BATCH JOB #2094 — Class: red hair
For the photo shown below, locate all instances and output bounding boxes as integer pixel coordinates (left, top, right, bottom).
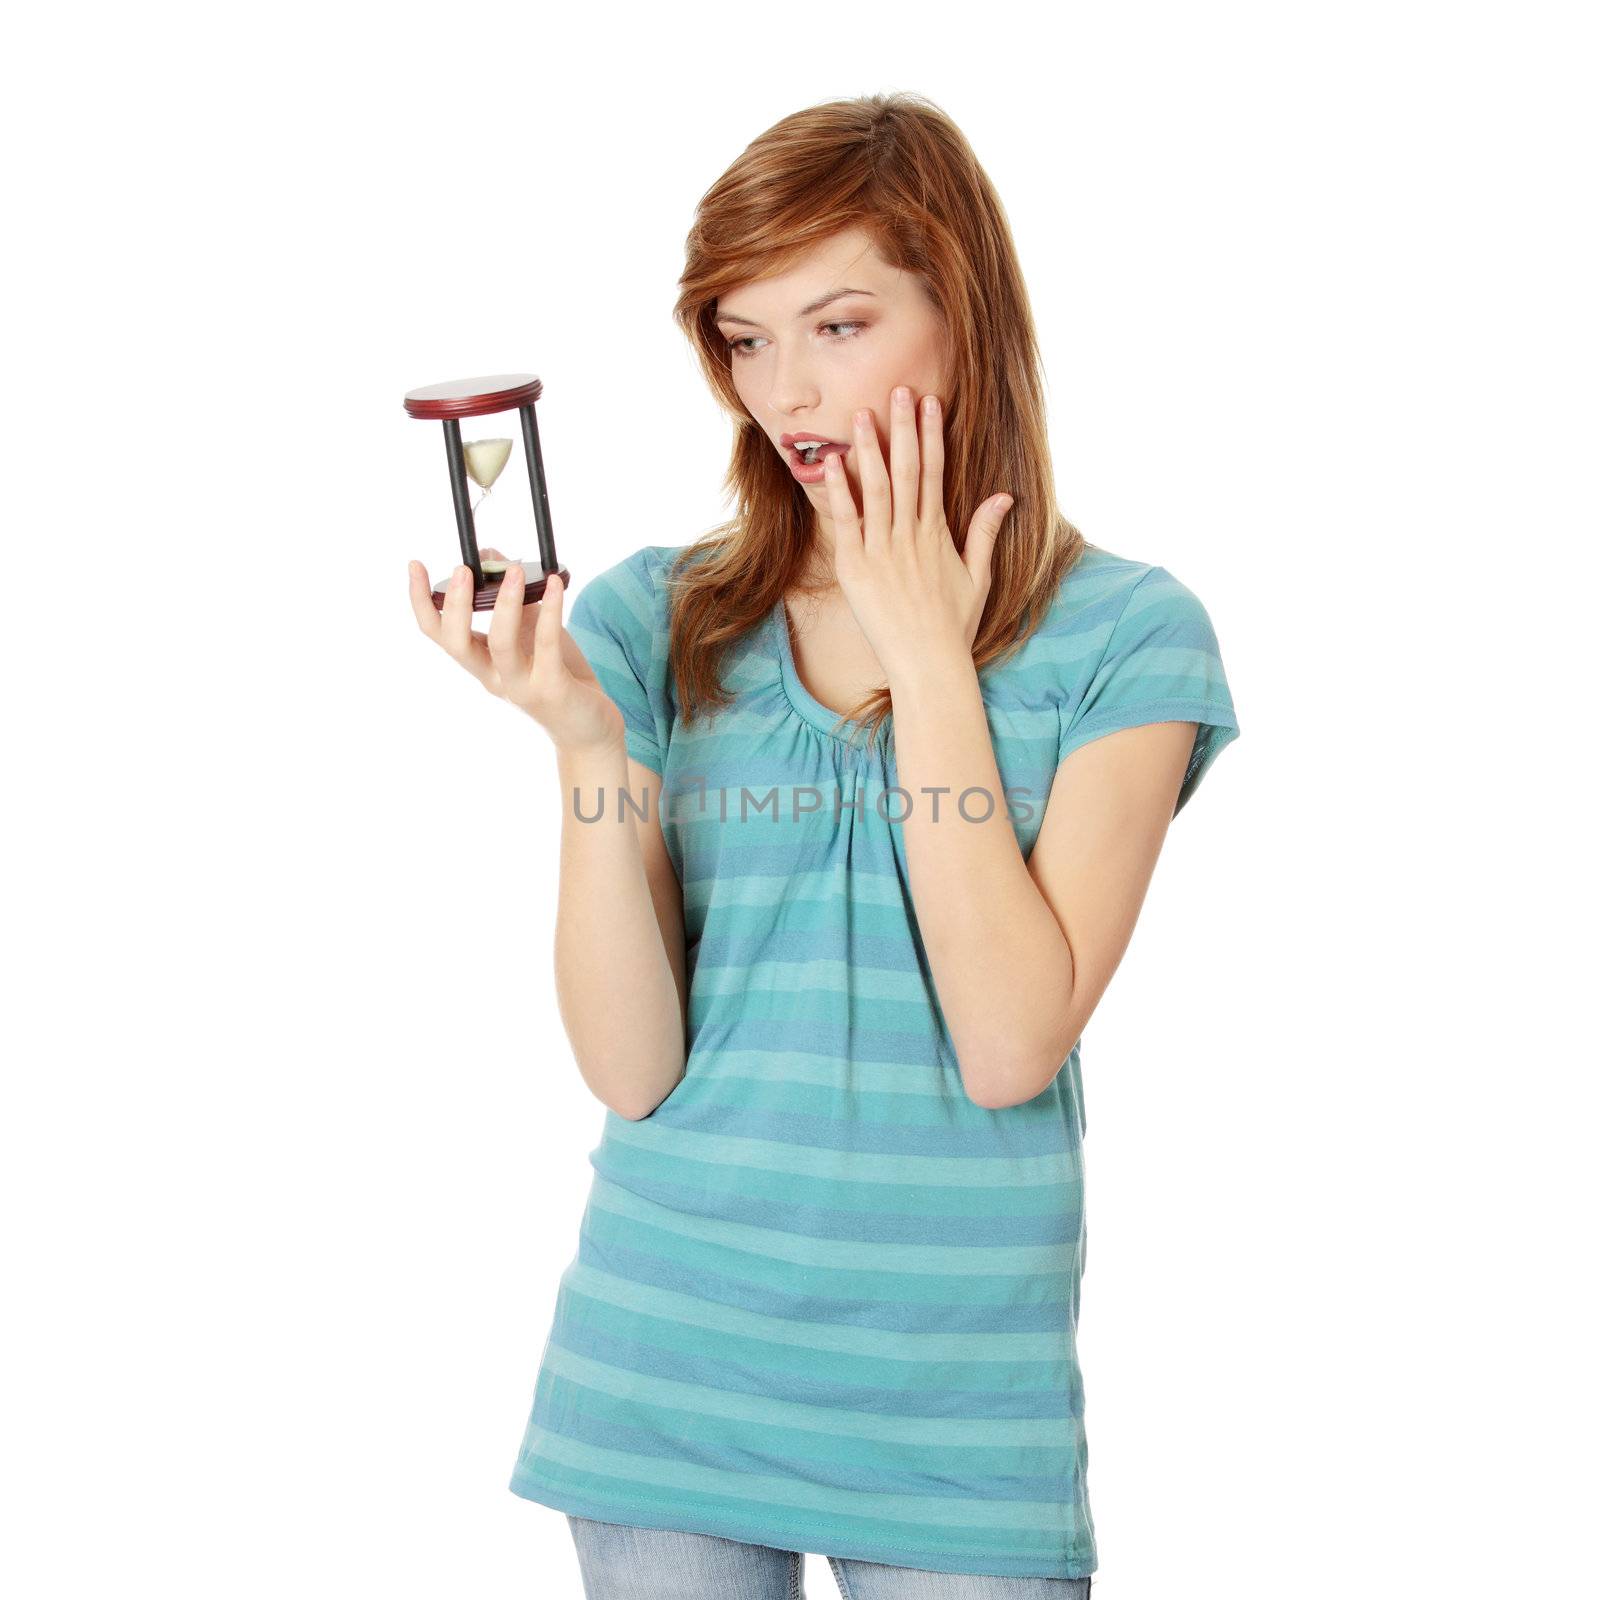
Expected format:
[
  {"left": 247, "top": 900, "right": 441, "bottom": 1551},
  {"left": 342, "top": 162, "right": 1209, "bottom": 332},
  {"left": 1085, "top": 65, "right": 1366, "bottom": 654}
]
[{"left": 664, "top": 90, "right": 1087, "bottom": 753}]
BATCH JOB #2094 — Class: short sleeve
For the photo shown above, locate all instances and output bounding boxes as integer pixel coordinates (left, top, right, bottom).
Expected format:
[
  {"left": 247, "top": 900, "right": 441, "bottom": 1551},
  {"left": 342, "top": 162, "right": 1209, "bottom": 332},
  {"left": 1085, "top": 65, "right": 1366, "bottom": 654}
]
[
  {"left": 564, "top": 548, "right": 666, "bottom": 775},
  {"left": 1056, "top": 565, "right": 1240, "bottom": 816}
]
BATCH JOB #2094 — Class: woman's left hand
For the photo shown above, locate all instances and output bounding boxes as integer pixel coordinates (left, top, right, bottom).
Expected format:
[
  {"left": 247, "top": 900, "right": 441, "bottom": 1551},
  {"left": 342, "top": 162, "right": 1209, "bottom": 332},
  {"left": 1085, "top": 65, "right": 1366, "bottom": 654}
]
[{"left": 823, "top": 384, "right": 1014, "bottom": 686}]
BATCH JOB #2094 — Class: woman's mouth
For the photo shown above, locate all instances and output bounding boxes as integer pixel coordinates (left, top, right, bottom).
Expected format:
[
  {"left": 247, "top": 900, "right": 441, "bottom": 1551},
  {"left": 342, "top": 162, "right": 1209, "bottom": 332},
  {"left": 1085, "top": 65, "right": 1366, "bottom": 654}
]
[{"left": 784, "top": 439, "right": 850, "bottom": 482}]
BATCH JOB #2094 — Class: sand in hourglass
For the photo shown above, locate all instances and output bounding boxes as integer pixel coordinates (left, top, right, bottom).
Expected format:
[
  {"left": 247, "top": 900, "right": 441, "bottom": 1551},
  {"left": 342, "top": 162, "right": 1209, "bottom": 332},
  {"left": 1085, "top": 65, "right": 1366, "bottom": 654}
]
[{"left": 463, "top": 438, "right": 514, "bottom": 572}]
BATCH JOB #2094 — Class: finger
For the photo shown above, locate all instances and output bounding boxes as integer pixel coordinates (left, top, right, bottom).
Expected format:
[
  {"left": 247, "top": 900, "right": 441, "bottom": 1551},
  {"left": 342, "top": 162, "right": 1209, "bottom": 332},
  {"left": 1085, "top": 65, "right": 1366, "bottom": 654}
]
[
  {"left": 852, "top": 405, "right": 891, "bottom": 555},
  {"left": 439, "top": 564, "right": 493, "bottom": 684},
  {"left": 524, "top": 569, "right": 576, "bottom": 713},
  {"left": 822, "top": 449, "right": 862, "bottom": 559},
  {"left": 486, "top": 560, "right": 530, "bottom": 697},
  {"left": 408, "top": 561, "right": 442, "bottom": 641},
  {"left": 530, "top": 569, "right": 568, "bottom": 689},
  {"left": 549, "top": 587, "right": 599, "bottom": 683},
  {"left": 918, "top": 393, "right": 945, "bottom": 537},
  {"left": 889, "top": 386, "right": 919, "bottom": 544},
  {"left": 965, "top": 494, "right": 1015, "bottom": 596}
]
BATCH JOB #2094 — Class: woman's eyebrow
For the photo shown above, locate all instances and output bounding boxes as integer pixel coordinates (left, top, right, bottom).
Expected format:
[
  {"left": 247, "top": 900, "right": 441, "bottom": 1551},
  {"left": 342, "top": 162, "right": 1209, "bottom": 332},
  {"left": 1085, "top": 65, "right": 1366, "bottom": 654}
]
[{"left": 713, "top": 289, "right": 877, "bottom": 328}]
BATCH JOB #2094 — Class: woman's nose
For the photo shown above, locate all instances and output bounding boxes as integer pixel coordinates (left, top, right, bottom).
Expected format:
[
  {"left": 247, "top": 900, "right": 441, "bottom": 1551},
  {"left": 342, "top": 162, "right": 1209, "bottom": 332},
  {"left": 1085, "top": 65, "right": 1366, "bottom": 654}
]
[
  {"left": 763, "top": 355, "right": 821, "bottom": 417},
  {"left": 768, "top": 388, "right": 820, "bottom": 419}
]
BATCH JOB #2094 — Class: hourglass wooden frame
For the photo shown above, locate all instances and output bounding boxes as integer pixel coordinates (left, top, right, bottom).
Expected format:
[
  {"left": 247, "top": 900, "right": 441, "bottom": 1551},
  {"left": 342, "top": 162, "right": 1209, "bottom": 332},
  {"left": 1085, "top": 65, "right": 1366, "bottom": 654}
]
[{"left": 402, "top": 372, "right": 571, "bottom": 610}]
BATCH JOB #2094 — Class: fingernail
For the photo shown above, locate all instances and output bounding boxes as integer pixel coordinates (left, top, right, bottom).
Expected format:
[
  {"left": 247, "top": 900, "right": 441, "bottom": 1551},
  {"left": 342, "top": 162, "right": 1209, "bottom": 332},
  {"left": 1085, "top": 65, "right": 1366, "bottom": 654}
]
[{"left": 996, "top": 495, "right": 1014, "bottom": 512}]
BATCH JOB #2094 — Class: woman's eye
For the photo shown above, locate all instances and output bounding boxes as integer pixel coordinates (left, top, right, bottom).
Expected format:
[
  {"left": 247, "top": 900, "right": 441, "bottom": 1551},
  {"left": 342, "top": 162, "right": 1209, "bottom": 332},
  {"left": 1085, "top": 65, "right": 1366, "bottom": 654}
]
[{"left": 727, "top": 321, "right": 868, "bottom": 358}]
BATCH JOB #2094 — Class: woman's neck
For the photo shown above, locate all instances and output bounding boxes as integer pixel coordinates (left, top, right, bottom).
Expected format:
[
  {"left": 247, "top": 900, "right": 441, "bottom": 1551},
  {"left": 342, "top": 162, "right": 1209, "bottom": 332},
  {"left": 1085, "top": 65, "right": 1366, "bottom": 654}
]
[{"left": 792, "top": 529, "right": 841, "bottom": 596}]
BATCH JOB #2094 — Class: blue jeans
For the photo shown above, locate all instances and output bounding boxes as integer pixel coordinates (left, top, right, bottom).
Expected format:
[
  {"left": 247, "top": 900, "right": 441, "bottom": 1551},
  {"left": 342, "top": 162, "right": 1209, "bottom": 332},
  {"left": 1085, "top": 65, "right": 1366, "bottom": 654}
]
[{"left": 566, "top": 1515, "right": 1093, "bottom": 1598}]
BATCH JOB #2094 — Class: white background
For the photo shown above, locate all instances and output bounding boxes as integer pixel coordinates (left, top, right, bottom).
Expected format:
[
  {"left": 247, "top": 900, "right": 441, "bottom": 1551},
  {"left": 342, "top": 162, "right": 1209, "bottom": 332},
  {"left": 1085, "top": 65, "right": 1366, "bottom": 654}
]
[{"left": 4, "top": 3, "right": 1595, "bottom": 1596}]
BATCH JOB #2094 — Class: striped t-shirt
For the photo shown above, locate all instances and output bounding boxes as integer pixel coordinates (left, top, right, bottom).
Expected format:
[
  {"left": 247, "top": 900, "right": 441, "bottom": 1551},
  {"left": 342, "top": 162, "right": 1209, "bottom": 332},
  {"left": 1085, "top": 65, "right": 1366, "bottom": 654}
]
[{"left": 508, "top": 540, "right": 1240, "bottom": 1581}]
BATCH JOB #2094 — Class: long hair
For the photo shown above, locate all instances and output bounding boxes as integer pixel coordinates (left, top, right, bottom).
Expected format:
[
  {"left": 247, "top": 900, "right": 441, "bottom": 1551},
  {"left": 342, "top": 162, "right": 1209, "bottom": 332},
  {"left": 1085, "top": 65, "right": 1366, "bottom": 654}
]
[{"left": 663, "top": 90, "right": 1087, "bottom": 753}]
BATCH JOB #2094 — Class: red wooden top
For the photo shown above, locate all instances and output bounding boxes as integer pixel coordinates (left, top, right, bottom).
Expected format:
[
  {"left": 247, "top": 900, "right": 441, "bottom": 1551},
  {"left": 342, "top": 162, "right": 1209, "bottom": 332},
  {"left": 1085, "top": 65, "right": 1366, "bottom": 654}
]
[{"left": 403, "top": 373, "right": 542, "bottom": 420}]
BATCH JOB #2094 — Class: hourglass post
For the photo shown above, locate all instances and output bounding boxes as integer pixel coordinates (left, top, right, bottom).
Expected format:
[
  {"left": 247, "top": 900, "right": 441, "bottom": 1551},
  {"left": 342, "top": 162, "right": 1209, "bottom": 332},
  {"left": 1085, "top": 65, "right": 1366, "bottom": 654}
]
[
  {"left": 402, "top": 372, "right": 572, "bottom": 612},
  {"left": 441, "top": 417, "right": 484, "bottom": 588},
  {"left": 519, "top": 403, "right": 558, "bottom": 580}
]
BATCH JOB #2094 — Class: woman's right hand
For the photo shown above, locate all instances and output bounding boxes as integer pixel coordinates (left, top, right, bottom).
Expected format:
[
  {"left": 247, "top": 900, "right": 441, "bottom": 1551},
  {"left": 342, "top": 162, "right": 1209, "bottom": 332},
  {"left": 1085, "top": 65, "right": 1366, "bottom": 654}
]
[{"left": 408, "top": 549, "right": 628, "bottom": 757}]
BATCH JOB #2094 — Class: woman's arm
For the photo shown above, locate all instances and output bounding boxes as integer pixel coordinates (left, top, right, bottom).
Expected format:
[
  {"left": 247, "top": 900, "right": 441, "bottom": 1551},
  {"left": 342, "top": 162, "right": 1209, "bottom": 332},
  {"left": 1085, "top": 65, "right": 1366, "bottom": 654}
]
[
  {"left": 552, "top": 744, "right": 688, "bottom": 1121},
  {"left": 891, "top": 656, "right": 1192, "bottom": 1109}
]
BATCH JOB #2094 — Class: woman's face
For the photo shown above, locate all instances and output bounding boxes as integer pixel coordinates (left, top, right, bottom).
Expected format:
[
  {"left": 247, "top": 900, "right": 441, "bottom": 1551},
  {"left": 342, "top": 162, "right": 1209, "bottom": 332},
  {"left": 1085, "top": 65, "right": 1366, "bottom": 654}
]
[{"left": 714, "top": 227, "right": 951, "bottom": 546}]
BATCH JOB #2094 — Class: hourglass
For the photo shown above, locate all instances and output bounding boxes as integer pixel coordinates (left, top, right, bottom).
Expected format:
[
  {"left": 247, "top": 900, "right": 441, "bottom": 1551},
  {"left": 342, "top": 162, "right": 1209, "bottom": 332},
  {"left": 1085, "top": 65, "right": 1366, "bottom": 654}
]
[{"left": 402, "top": 373, "right": 572, "bottom": 610}]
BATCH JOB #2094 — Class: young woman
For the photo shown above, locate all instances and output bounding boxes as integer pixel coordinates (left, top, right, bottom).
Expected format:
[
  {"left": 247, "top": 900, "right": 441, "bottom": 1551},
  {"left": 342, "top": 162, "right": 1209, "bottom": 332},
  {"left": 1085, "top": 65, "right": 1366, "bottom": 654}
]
[{"left": 409, "top": 92, "right": 1239, "bottom": 1599}]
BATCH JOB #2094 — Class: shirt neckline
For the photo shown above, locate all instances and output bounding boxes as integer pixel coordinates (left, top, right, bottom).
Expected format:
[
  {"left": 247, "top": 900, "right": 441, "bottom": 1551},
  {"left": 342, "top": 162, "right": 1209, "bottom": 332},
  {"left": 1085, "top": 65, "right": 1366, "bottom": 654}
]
[{"left": 770, "top": 597, "right": 878, "bottom": 744}]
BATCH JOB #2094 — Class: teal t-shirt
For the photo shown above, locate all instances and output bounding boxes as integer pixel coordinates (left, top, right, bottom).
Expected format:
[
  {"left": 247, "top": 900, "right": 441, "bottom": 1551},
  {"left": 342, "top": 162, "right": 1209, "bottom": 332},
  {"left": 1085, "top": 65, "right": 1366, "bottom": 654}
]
[{"left": 508, "top": 541, "right": 1240, "bottom": 1581}]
